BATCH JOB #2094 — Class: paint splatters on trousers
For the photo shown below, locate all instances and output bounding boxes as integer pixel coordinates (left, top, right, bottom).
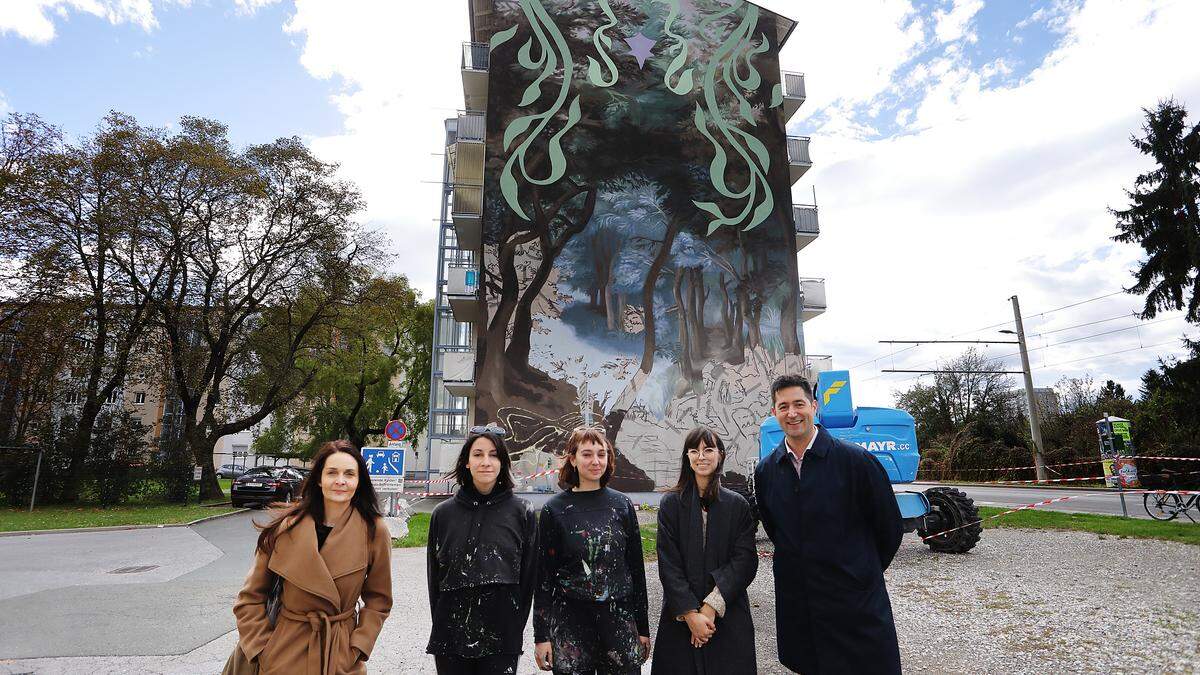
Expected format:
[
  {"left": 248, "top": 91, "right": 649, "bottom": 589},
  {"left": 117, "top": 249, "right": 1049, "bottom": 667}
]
[{"left": 550, "top": 597, "right": 642, "bottom": 675}]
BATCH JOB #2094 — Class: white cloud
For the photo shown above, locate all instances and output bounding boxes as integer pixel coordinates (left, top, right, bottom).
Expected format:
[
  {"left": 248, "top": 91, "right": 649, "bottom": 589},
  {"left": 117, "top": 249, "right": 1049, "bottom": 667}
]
[
  {"left": 795, "top": 0, "right": 1200, "bottom": 403},
  {"left": 933, "top": 0, "right": 984, "bottom": 43},
  {"left": 282, "top": 0, "right": 470, "bottom": 299},
  {"left": 777, "top": 1, "right": 927, "bottom": 127},
  {"left": 0, "top": 0, "right": 161, "bottom": 43}
]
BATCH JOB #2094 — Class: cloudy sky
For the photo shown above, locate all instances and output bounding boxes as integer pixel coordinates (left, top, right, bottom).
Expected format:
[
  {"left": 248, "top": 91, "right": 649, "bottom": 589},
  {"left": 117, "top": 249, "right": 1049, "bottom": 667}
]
[{"left": 3, "top": 0, "right": 1197, "bottom": 407}]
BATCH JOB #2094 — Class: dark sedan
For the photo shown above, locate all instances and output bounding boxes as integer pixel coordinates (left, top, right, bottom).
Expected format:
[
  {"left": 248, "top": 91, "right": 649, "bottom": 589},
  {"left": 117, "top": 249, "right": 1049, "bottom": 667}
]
[{"left": 231, "top": 466, "right": 306, "bottom": 508}]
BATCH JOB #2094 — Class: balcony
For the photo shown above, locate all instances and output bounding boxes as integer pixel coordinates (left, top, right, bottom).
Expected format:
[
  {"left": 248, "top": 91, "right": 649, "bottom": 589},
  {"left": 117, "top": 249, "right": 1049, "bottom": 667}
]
[
  {"left": 462, "top": 42, "right": 489, "bottom": 112},
  {"left": 445, "top": 266, "right": 481, "bottom": 323},
  {"left": 451, "top": 186, "right": 482, "bottom": 251},
  {"left": 805, "top": 354, "right": 833, "bottom": 383},
  {"left": 441, "top": 349, "right": 476, "bottom": 397},
  {"left": 782, "top": 71, "right": 806, "bottom": 121},
  {"left": 800, "top": 277, "right": 826, "bottom": 321},
  {"left": 788, "top": 136, "right": 812, "bottom": 184},
  {"left": 793, "top": 204, "right": 819, "bottom": 252},
  {"left": 807, "top": 354, "right": 833, "bottom": 373},
  {"left": 449, "top": 113, "right": 485, "bottom": 251}
]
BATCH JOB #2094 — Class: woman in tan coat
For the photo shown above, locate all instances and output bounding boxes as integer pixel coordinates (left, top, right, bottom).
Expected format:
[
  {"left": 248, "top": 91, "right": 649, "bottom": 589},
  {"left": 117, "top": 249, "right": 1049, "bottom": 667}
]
[{"left": 228, "top": 440, "right": 393, "bottom": 674}]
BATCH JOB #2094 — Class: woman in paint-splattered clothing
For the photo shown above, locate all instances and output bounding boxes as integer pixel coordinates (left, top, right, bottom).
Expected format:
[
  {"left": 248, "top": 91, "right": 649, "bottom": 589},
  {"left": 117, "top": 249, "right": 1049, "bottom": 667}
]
[
  {"left": 533, "top": 427, "right": 650, "bottom": 674},
  {"left": 426, "top": 431, "right": 539, "bottom": 675}
]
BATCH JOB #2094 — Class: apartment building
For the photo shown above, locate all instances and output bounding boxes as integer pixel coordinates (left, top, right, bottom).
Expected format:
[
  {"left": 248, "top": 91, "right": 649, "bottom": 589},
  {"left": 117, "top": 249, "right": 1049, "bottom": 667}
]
[{"left": 424, "top": 0, "right": 827, "bottom": 488}]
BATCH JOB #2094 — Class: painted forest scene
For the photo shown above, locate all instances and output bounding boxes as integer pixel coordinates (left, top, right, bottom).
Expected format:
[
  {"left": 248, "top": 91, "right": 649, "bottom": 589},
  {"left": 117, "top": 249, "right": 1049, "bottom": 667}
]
[{"left": 473, "top": 0, "right": 805, "bottom": 488}]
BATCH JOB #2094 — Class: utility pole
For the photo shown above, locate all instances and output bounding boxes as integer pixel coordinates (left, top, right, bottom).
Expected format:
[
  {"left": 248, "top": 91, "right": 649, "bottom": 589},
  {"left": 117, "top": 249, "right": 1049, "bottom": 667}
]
[{"left": 1011, "top": 295, "right": 1049, "bottom": 481}]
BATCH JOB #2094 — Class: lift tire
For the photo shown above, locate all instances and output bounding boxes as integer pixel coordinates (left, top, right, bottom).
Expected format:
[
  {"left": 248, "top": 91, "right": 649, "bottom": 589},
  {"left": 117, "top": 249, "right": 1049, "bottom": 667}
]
[
  {"left": 725, "top": 477, "right": 759, "bottom": 523},
  {"left": 919, "top": 486, "right": 982, "bottom": 554}
]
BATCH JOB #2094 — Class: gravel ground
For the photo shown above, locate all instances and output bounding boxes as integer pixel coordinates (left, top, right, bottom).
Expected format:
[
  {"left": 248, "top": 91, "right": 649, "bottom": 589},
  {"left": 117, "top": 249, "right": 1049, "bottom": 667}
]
[{"left": 2, "top": 528, "right": 1196, "bottom": 674}]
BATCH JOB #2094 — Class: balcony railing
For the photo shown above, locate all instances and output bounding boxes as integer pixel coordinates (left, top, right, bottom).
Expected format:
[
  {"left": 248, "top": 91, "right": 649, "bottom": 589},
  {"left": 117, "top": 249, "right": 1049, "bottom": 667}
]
[
  {"left": 788, "top": 136, "right": 812, "bottom": 184},
  {"left": 445, "top": 266, "right": 482, "bottom": 323},
  {"left": 457, "top": 112, "right": 485, "bottom": 142},
  {"left": 450, "top": 185, "right": 483, "bottom": 251},
  {"left": 793, "top": 204, "right": 819, "bottom": 252},
  {"left": 806, "top": 354, "right": 833, "bottom": 379},
  {"left": 441, "top": 348, "right": 476, "bottom": 398},
  {"left": 461, "top": 42, "right": 489, "bottom": 112},
  {"left": 782, "top": 71, "right": 806, "bottom": 121},
  {"left": 800, "top": 277, "right": 826, "bottom": 321}
]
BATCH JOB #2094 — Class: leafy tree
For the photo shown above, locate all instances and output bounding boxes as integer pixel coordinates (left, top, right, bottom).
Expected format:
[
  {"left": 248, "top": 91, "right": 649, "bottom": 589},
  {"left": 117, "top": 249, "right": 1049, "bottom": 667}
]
[
  {"left": 894, "top": 349, "right": 1028, "bottom": 477},
  {"left": 139, "top": 123, "right": 376, "bottom": 501},
  {"left": 1112, "top": 99, "right": 1200, "bottom": 322},
  {"left": 0, "top": 112, "right": 167, "bottom": 500},
  {"left": 277, "top": 275, "right": 433, "bottom": 453}
]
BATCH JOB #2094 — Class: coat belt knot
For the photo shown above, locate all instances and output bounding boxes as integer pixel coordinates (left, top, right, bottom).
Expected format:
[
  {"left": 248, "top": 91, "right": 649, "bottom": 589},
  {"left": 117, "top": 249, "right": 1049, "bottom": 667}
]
[{"left": 281, "top": 606, "right": 356, "bottom": 674}]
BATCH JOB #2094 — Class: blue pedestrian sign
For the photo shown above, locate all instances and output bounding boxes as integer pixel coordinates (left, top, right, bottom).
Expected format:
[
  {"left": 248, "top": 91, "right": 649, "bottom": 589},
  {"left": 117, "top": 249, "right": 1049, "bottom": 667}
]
[{"left": 362, "top": 447, "right": 405, "bottom": 493}]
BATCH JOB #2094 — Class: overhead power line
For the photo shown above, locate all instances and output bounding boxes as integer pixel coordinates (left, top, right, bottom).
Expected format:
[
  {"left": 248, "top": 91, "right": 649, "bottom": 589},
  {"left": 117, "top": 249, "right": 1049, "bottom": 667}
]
[
  {"left": 1028, "top": 311, "right": 1140, "bottom": 337},
  {"left": 848, "top": 289, "right": 1129, "bottom": 372},
  {"left": 1034, "top": 338, "right": 1187, "bottom": 370}
]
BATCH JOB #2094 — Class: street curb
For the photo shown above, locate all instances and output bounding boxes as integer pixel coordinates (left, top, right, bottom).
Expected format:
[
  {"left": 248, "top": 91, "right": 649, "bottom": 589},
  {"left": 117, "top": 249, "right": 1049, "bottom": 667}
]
[
  {"left": 912, "top": 481, "right": 1120, "bottom": 493},
  {"left": 0, "top": 507, "right": 249, "bottom": 538}
]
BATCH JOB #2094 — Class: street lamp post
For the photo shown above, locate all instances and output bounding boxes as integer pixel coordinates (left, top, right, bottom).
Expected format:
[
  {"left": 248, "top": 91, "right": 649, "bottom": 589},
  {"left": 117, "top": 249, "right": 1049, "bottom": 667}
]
[{"left": 1002, "top": 295, "right": 1049, "bottom": 482}]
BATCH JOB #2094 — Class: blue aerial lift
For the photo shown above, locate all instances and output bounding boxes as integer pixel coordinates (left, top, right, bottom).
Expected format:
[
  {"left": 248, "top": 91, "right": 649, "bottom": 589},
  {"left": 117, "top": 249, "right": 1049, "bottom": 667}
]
[{"left": 753, "top": 369, "right": 982, "bottom": 553}]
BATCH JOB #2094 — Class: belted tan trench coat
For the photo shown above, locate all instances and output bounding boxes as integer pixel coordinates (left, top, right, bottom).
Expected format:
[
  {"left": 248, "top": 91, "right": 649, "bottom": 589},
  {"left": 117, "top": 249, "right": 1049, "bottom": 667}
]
[{"left": 232, "top": 508, "right": 393, "bottom": 674}]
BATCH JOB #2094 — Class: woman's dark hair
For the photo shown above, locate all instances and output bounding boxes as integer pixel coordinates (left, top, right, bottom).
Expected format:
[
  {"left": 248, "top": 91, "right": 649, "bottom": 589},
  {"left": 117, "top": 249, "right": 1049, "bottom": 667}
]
[
  {"left": 669, "top": 426, "right": 726, "bottom": 503},
  {"left": 558, "top": 426, "right": 615, "bottom": 489},
  {"left": 255, "top": 440, "right": 382, "bottom": 555},
  {"left": 449, "top": 432, "right": 515, "bottom": 492}
]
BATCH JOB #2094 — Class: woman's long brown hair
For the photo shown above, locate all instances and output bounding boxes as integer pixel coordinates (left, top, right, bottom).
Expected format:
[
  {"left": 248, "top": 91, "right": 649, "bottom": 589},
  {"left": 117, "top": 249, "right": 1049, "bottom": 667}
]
[
  {"left": 668, "top": 426, "right": 726, "bottom": 503},
  {"left": 254, "top": 440, "right": 383, "bottom": 555}
]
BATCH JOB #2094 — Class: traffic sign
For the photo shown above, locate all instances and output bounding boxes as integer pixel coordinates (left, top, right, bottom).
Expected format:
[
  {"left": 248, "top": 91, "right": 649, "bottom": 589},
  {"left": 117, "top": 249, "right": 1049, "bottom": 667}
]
[
  {"left": 384, "top": 419, "right": 408, "bottom": 442},
  {"left": 361, "top": 446, "right": 405, "bottom": 493},
  {"left": 193, "top": 466, "right": 203, "bottom": 481}
]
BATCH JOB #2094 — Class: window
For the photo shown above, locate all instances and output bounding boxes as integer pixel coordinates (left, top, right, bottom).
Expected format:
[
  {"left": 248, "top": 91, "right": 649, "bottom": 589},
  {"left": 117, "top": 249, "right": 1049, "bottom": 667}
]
[
  {"left": 134, "top": 392, "right": 146, "bottom": 405},
  {"left": 104, "top": 389, "right": 122, "bottom": 404},
  {"left": 63, "top": 390, "right": 81, "bottom": 405}
]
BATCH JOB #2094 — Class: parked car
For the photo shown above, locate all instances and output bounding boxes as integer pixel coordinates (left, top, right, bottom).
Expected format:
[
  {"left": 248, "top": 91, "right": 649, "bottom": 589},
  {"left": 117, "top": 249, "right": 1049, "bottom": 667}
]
[
  {"left": 231, "top": 466, "right": 306, "bottom": 508},
  {"left": 217, "top": 464, "right": 247, "bottom": 479}
]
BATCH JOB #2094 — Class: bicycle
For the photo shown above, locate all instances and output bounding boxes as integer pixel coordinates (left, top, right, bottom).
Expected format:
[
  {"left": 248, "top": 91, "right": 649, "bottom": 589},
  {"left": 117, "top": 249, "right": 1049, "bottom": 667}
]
[{"left": 1143, "top": 488, "right": 1199, "bottom": 522}]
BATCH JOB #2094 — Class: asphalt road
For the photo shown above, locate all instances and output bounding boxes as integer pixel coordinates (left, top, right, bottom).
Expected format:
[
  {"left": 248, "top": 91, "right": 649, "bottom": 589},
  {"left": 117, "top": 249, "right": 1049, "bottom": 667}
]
[
  {"left": 910, "top": 482, "right": 1155, "bottom": 519},
  {"left": 0, "top": 484, "right": 1162, "bottom": 661},
  {"left": 0, "top": 510, "right": 265, "bottom": 659}
]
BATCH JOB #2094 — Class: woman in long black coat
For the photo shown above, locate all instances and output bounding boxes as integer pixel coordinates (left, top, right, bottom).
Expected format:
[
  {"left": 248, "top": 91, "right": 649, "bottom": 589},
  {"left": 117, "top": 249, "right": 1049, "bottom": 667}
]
[{"left": 652, "top": 426, "right": 759, "bottom": 675}]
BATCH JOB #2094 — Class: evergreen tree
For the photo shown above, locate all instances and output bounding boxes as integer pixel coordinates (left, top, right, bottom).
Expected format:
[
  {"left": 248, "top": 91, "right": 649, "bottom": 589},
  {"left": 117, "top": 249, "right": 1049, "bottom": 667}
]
[{"left": 1112, "top": 99, "right": 1200, "bottom": 321}]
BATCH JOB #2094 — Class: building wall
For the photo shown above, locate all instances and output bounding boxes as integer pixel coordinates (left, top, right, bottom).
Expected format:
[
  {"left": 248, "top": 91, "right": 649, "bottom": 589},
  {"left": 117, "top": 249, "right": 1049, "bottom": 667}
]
[{"left": 469, "top": 0, "right": 804, "bottom": 488}]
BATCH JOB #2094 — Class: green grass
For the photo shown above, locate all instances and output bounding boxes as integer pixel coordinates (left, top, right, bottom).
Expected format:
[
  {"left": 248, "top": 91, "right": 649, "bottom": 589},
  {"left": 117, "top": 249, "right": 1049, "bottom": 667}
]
[
  {"left": 219, "top": 478, "right": 232, "bottom": 492},
  {"left": 392, "top": 513, "right": 661, "bottom": 560},
  {"left": 0, "top": 502, "right": 239, "bottom": 532},
  {"left": 640, "top": 523, "right": 657, "bottom": 561},
  {"left": 393, "top": 512, "right": 431, "bottom": 548},
  {"left": 978, "top": 505, "right": 1200, "bottom": 546}
]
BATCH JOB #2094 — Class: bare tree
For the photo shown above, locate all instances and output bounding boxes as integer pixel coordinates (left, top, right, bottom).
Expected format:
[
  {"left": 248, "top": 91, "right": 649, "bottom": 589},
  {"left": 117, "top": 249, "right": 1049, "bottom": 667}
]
[{"left": 143, "top": 125, "right": 373, "bottom": 500}]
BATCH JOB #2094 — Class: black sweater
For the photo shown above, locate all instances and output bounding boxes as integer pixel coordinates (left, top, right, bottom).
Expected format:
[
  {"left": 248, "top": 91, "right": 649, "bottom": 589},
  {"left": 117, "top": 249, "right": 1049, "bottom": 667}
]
[
  {"left": 533, "top": 487, "right": 649, "bottom": 642},
  {"left": 426, "top": 485, "right": 538, "bottom": 656}
]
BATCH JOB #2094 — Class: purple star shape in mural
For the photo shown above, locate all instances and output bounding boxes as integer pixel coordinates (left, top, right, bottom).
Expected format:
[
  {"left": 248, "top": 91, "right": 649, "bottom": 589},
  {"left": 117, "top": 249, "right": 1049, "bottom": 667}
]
[{"left": 624, "top": 32, "right": 657, "bottom": 69}]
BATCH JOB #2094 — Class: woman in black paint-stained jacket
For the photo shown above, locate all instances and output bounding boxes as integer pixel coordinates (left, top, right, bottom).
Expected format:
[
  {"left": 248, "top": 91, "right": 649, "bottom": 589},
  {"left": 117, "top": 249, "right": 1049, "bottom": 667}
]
[
  {"left": 533, "top": 427, "right": 651, "bottom": 674},
  {"left": 426, "top": 431, "right": 539, "bottom": 675}
]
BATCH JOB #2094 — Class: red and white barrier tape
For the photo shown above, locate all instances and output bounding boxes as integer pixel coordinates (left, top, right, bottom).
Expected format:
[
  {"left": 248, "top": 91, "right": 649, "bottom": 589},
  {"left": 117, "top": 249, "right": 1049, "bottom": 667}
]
[
  {"left": 983, "top": 475, "right": 1111, "bottom": 485},
  {"left": 922, "top": 490, "right": 1200, "bottom": 542},
  {"left": 920, "top": 459, "right": 1103, "bottom": 473}
]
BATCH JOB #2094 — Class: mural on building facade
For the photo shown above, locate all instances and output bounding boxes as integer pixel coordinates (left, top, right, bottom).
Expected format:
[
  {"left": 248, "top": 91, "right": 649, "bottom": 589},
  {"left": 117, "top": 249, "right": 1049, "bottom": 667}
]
[{"left": 476, "top": 0, "right": 802, "bottom": 488}]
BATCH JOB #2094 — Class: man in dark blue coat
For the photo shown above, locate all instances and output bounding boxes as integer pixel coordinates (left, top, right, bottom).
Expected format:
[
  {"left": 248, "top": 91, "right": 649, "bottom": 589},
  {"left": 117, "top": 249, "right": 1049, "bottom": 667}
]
[{"left": 754, "top": 374, "right": 904, "bottom": 674}]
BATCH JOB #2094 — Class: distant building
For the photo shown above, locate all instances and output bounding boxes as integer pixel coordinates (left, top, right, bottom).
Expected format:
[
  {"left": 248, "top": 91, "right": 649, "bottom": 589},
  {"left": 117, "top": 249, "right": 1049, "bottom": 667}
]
[{"left": 1031, "top": 387, "right": 1061, "bottom": 419}]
